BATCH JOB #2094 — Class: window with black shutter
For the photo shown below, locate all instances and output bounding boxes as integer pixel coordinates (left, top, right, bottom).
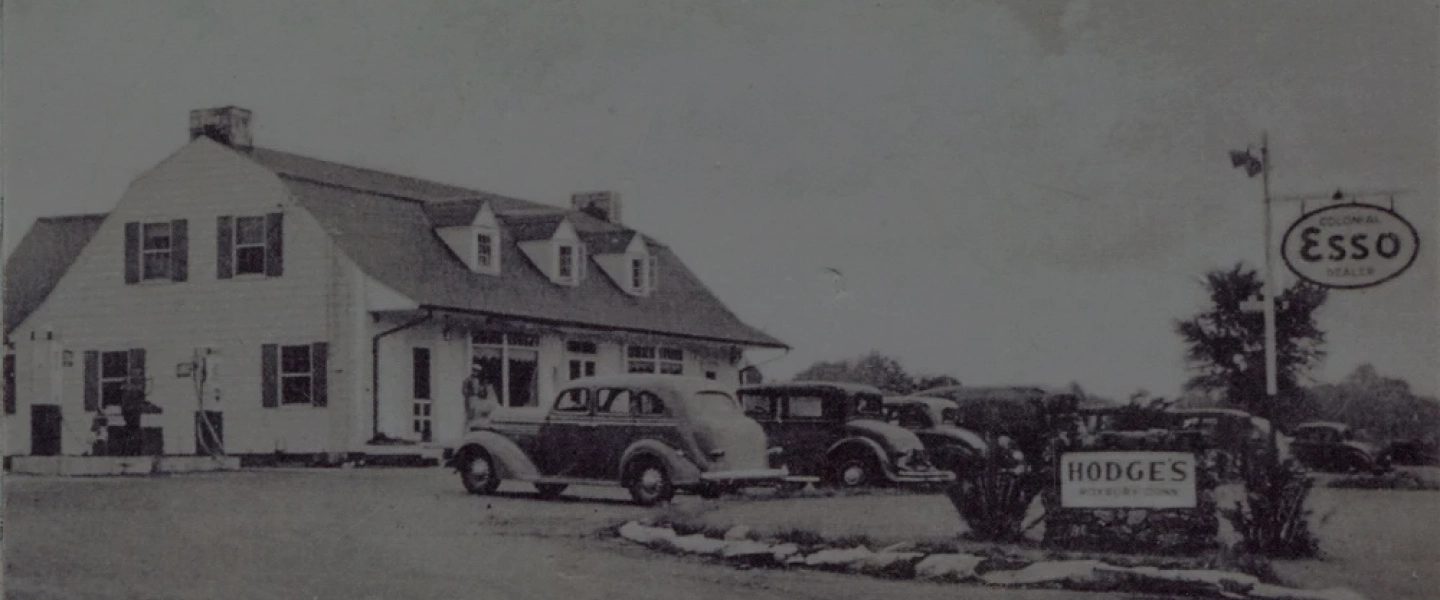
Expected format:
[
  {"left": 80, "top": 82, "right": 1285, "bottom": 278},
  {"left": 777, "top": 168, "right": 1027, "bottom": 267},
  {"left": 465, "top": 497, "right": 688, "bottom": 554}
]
[{"left": 220, "top": 213, "right": 284, "bottom": 279}]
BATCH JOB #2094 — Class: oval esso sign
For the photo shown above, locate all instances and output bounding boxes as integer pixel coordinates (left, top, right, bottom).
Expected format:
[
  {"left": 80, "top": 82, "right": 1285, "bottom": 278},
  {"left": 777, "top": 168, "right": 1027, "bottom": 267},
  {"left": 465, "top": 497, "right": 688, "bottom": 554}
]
[{"left": 1281, "top": 204, "right": 1421, "bottom": 290}]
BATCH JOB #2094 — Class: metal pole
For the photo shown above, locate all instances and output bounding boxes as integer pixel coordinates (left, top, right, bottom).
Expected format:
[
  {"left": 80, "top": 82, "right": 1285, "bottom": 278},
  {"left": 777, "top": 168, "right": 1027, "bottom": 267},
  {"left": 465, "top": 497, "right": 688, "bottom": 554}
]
[{"left": 1261, "top": 132, "right": 1280, "bottom": 466}]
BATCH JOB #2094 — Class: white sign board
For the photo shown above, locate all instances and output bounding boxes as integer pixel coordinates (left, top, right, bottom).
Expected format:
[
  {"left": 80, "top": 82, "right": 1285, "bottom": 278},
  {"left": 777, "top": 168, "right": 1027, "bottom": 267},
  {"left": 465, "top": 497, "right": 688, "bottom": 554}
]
[
  {"left": 1060, "top": 452, "right": 1197, "bottom": 509},
  {"left": 1280, "top": 203, "right": 1421, "bottom": 290}
]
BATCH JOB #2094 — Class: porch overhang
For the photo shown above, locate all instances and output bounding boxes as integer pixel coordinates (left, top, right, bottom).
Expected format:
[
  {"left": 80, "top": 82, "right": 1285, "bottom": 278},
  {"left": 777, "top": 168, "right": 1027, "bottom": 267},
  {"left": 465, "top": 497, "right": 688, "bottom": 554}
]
[{"left": 369, "top": 305, "right": 789, "bottom": 352}]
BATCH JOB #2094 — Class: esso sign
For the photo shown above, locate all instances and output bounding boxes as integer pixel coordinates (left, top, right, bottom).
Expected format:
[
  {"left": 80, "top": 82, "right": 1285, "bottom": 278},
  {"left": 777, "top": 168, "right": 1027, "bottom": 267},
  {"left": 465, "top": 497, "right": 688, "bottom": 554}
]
[{"left": 1281, "top": 204, "right": 1420, "bottom": 290}]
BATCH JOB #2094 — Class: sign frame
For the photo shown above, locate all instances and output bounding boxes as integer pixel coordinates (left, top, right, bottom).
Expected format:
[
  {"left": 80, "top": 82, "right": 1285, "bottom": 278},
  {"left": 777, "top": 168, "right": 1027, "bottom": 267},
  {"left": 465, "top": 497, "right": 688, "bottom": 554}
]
[
  {"left": 1280, "top": 202, "right": 1421, "bottom": 290},
  {"left": 1059, "top": 451, "right": 1198, "bottom": 509}
]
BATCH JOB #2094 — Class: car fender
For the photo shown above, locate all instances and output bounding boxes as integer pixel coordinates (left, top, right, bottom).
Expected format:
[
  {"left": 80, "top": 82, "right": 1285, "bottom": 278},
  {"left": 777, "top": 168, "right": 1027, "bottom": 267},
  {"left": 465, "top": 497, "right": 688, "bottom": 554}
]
[
  {"left": 620, "top": 439, "right": 703, "bottom": 486},
  {"left": 449, "top": 431, "right": 541, "bottom": 481},
  {"left": 826, "top": 436, "right": 892, "bottom": 473}
]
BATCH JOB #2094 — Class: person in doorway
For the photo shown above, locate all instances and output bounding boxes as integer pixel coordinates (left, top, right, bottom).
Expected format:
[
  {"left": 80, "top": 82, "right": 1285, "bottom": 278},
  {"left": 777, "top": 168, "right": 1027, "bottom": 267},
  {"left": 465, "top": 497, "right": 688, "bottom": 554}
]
[
  {"left": 463, "top": 369, "right": 500, "bottom": 426},
  {"left": 118, "top": 366, "right": 150, "bottom": 456}
]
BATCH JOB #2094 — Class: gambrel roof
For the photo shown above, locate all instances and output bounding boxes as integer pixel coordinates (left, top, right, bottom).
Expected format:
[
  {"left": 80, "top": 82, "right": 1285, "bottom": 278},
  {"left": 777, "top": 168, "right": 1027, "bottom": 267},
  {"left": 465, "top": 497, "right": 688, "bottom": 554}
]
[{"left": 260, "top": 148, "right": 786, "bottom": 348}]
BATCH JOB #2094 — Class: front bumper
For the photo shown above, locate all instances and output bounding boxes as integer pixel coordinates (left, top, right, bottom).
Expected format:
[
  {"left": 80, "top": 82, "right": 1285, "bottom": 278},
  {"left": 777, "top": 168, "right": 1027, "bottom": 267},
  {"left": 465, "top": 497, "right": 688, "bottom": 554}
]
[
  {"left": 698, "top": 468, "right": 790, "bottom": 486},
  {"left": 884, "top": 468, "right": 956, "bottom": 485}
]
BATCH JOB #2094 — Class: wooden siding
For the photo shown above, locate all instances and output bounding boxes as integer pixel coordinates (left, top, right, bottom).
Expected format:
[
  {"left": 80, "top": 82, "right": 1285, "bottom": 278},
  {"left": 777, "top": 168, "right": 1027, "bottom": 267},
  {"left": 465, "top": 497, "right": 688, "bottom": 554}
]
[{"left": 5, "top": 139, "right": 367, "bottom": 456}]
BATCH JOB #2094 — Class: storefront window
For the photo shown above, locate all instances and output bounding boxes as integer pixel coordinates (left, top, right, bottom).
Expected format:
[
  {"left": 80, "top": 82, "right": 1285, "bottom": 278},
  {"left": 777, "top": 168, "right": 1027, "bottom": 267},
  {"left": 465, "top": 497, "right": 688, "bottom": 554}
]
[{"left": 472, "top": 332, "right": 541, "bottom": 407}]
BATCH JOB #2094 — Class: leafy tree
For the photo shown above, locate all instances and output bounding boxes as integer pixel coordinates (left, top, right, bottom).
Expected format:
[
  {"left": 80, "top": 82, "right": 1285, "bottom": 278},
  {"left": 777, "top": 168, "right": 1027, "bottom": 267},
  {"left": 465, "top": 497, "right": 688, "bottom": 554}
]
[
  {"left": 793, "top": 351, "right": 919, "bottom": 394},
  {"left": 1304, "top": 364, "right": 1440, "bottom": 444},
  {"left": 1174, "top": 263, "right": 1328, "bottom": 422}
]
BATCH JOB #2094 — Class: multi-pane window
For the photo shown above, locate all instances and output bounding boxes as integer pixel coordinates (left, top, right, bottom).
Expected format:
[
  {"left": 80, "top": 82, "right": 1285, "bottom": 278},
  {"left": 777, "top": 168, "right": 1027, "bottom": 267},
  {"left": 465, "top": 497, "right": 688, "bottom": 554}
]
[
  {"left": 100, "top": 351, "right": 132, "bottom": 407},
  {"left": 279, "top": 345, "right": 314, "bottom": 405},
  {"left": 631, "top": 258, "right": 645, "bottom": 291},
  {"left": 234, "top": 216, "right": 267, "bottom": 275},
  {"left": 476, "top": 232, "right": 495, "bottom": 269},
  {"left": 566, "top": 340, "right": 597, "bottom": 380},
  {"left": 557, "top": 244, "right": 576, "bottom": 282},
  {"left": 627, "top": 345, "right": 683, "bottom": 375},
  {"left": 647, "top": 256, "right": 658, "bottom": 291},
  {"left": 472, "top": 332, "right": 540, "bottom": 407},
  {"left": 141, "top": 223, "right": 172, "bottom": 280}
]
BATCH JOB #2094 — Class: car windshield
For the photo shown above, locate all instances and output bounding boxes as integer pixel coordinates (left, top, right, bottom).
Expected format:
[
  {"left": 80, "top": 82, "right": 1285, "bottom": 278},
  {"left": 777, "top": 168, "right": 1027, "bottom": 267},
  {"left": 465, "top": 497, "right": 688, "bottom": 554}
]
[{"left": 690, "top": 391, "right": 744, "bottom": 420}]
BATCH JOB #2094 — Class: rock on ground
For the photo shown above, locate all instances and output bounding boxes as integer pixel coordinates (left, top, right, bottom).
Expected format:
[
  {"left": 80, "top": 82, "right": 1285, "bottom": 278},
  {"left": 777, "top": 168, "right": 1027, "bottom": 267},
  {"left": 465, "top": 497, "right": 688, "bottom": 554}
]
[{"left": 913, "top": 554, "right": 985, "bottom": 582}]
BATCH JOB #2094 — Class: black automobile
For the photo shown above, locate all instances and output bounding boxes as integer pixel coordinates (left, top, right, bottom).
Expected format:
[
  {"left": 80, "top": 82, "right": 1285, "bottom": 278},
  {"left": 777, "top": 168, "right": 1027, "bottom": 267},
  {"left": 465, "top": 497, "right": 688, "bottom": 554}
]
[
  {"left": 738, "top": 382, "right": 955, "bottom": 488},
  {"left": 1290, "top": 422, "right": 1390, "bottom": 474},
  {"left": 883, "top": 395, "right": 1023, "bottom": 474}
]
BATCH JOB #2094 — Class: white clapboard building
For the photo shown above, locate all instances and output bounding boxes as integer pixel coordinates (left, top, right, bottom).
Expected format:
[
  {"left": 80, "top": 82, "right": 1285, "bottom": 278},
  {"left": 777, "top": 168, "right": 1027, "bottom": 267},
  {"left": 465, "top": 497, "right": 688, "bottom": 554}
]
[{"left": 3, "top": 106, "right": 786, "bottom": 463}]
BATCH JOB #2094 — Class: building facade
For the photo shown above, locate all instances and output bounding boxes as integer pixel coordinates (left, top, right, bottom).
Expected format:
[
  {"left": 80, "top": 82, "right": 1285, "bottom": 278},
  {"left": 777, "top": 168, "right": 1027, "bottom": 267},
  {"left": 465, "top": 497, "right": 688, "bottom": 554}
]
[{"left": 2, "top": 106, "right": 786, "bottom": 460}]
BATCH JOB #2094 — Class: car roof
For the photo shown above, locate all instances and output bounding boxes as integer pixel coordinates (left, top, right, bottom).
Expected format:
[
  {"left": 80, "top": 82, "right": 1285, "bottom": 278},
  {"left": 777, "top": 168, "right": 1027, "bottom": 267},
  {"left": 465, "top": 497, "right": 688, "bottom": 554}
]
[
  {"left": 1167, "top": 408, "right": 1254, "bottom": 418},
  {"left": 915, "top": 385, "right": 1066, "bottom": 402},
  {"left": 884, "top": 395, "right": 957, "bottom": 411},
  {"left": 739, "top": 381, "right": 885, "bottom": 395},
  {"left": 559, "top": 374, "right": 733, "bottom": 396}
]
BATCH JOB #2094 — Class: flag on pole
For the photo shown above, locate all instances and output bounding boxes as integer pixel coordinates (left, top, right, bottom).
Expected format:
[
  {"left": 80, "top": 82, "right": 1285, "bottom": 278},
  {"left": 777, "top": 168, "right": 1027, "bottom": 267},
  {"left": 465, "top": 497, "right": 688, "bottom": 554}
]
[{"left": 1229, "top": 149, "right": 1264, "bottom": 177}]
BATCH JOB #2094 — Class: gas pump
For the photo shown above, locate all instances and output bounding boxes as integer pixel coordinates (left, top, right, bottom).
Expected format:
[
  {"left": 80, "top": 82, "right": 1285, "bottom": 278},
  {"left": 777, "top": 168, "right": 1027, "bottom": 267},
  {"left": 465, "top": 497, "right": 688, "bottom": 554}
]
[{"left": 187, "top": 346, "right": 224, "bottom": 457}]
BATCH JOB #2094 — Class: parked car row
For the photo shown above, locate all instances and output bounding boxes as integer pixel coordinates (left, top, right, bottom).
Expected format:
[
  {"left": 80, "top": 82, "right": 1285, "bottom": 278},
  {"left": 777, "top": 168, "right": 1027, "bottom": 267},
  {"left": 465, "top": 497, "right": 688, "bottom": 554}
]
[
  {"left": 444, "top": 376, "right": 991, "bottom": 505},
  {"left": 443, "top": 374, "right": 1395, "bottom": 506}
]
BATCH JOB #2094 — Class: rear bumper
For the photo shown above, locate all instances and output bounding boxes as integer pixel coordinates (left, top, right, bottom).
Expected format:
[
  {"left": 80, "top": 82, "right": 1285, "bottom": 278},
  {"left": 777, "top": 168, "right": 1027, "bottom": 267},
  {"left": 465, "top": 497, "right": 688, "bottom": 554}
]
[{"left": 698, "top": 468, "right": 790, "bottom": 486}]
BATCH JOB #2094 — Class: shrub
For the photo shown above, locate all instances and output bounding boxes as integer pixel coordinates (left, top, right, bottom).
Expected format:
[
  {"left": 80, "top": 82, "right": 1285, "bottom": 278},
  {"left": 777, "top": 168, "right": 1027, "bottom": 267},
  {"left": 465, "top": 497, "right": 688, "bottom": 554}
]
[
  {"left": 1221, "top": 459, "right": 1320, "bottom": 558},
  {"left": 945, "top": 461, "right": 1047, "bottom": 543}
]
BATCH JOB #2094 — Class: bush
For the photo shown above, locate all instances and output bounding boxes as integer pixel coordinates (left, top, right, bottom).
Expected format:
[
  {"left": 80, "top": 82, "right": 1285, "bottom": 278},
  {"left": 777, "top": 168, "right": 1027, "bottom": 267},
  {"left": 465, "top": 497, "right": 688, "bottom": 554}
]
[
  {"left": 1221, "top": 459, "right": 1320, "bottom": 558},
  {"left": 945, "top": 462, "right": 1047, "bottom": 543}
]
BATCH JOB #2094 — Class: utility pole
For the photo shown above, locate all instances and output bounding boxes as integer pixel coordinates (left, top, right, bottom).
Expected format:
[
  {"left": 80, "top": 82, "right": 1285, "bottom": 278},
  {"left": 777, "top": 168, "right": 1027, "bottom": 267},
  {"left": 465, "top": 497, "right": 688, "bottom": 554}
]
[
  {"left": 1232, "top": 133, "right": 1280, "bottom": 468},
  {"left": 1260, "top": 133, "right": 1281, "bottom": 468}
]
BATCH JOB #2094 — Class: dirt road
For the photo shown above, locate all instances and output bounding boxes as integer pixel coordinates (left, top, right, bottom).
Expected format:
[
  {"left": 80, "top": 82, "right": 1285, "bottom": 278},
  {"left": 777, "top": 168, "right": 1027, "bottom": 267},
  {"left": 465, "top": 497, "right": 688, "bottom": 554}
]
[{"left": 4, "top": 468, "right": 1131, "bottom": 600}]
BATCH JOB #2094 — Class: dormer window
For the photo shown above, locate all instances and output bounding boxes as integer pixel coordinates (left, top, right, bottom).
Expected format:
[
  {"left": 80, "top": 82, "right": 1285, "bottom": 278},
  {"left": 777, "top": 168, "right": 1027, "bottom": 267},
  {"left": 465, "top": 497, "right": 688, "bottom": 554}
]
[
  {"left": 554, "top": 243, "right": 584, "bottom": 285},
  {"left": 627, "top": 254, "right": 659, "bottom": 295},
  {"left": 476, "top": 231, "right": 496, "bottom": 270},
  {"left": 630, "top": 258, "right": 644, "bottom": 290}
]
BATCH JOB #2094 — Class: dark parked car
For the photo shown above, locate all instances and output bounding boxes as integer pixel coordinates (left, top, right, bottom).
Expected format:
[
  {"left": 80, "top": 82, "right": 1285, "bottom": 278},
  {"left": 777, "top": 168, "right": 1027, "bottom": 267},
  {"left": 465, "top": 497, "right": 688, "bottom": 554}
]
[
  {"left": 913, "top": 385, "right": 1082, "bottom": 464},
  {"left": 882, "top": 395, "right": 1021, "bottom": 474},
  {"left": 1290, "top": 421, "right": 1390, "bottom": 474},
  {"left": 446, "top": 375, "right": 787, "bottom": 505},
  {"left": 738, "top": 382, "right": 956, "bottom": 488}
]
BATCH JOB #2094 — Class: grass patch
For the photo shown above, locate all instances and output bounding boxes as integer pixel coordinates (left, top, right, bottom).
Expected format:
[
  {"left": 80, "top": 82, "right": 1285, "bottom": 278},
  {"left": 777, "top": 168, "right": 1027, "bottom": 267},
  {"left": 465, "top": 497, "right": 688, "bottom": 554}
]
[{"left": 1328, "top": 470, "right": 1440, "bottom": 491}]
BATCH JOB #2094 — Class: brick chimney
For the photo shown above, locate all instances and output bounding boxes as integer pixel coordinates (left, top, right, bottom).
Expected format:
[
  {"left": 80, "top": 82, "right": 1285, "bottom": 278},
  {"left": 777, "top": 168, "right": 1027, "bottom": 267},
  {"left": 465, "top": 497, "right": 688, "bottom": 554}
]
[
  {"left": 189, "top": 106, "right": 253, "bottom": 148},
  {"left": 571, "top": 191, "right": 622, "bottom": 225}
]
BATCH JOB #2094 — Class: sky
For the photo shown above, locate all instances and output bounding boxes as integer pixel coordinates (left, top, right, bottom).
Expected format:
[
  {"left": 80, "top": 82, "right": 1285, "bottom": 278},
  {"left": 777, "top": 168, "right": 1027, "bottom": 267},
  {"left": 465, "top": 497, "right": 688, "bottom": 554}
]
[{"left": 3, "top": 0, "right": 1437, "bottom": 401}]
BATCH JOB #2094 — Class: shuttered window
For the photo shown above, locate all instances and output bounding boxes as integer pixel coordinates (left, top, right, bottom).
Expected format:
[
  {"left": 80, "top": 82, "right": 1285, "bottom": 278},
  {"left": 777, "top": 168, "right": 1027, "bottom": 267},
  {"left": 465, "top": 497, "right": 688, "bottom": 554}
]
[
  {"left": 219, "top": 213, "right": 284, "bottom": 279},
  {"left": 124, "top": 220, "right": 187, "bottom": 283},
  {"left": 262, "top": 342, "right": 327, "bottom": 408},
  {"left": 83, "top": 348, "right": 146, "bottom": 410}
]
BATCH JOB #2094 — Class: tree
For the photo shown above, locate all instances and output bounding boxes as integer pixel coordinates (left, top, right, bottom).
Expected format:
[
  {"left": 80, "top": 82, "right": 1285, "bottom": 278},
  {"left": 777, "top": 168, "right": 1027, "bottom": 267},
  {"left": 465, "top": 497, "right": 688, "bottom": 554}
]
[
  {"left": 1174, "top": 263, "right": 1328, "bottom": 422},
  {"left": 1304, "top": 364, "right": 1440, "bottom": 444},
  {"left": 915, "top": 374, "right": 961, "bottom": 392},
  {"left": 792, "top": 351, "right": 919, "bottom": 394}
]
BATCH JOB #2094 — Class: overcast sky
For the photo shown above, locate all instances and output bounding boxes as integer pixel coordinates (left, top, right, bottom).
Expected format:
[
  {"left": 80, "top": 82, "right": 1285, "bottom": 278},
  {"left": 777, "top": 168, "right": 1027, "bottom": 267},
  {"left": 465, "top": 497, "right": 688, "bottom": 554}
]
[{"left": 4, "top": 0, "right": 1437, "bottom": 400}]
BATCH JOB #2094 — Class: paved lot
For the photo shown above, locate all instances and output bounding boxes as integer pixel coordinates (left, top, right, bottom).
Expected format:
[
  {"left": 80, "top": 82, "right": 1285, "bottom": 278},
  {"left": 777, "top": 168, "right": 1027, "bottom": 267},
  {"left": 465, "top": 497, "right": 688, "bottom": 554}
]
[{"left": 4, "top": 468, "right": 1132, "bottom": 600}]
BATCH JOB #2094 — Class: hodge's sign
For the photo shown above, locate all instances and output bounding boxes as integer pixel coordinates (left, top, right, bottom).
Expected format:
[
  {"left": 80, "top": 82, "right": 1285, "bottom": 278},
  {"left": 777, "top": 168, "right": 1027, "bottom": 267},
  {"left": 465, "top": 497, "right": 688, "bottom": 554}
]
[
  {"left": 1281, "top": 203, "right": 1420, "bottom": 290},
  {"left": 1060, "top": 452, "right": 1196, "bottom": 509}
]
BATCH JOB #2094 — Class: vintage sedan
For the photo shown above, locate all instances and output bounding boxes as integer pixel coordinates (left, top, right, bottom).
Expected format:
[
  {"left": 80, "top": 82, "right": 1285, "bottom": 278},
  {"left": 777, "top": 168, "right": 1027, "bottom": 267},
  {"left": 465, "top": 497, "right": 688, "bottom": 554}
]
[
  {"left": 913, "top": 385, "right": 1082, "bottom": 465},
  {"left": 1290, "top": 421, "right": 1390, "bottom": 474},
  {"left": 445, "top": 375, "right": 788, "bottom": 505},
  {"left": 882, "top": 395, "right": 1021, "bottom": 474},
  {"left": 737, "top": 382, "right": 955, "bottom": 488}
]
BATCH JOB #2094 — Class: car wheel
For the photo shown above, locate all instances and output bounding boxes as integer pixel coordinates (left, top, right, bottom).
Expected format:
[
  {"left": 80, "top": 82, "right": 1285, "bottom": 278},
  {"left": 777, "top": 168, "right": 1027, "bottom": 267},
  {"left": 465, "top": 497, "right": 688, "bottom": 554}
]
[
  {"left": 626, "top": 459, "right": 674, "bottom": 506},
  {"left": 829, "top": 456, "right": 876, "bottom": 488},
  {"left": 459, "top": 450, "right": 500, "bottom": 495},
  {"left": 534, "top": 483, "right": 568, "bottom": 499}
]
